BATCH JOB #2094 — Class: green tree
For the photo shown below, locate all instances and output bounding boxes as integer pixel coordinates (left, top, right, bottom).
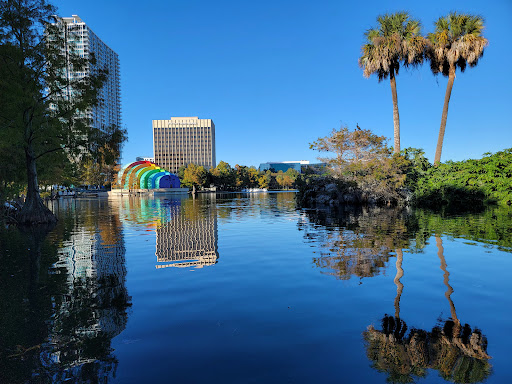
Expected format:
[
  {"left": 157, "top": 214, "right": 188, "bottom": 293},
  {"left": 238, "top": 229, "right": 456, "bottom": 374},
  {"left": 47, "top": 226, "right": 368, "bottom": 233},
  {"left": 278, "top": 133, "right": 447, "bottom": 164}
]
[
  {"left": 426, "top": 13, "right": 488, "bottom": 165},
  {"left": 177, "top": 164, "right": 186, "bottom": 180},
  {"left": 276, "top": 170, "right": 294, "bottom": 189},
  {"left": 81, "top": 158, "right": 102, "bottom": 187},
  {"left": 310, "top": 125, "right": 390, "bottom": 177},
  {"left": 258, "top": 170, "right": 271, "bottom": 189},
  {"left": 247, "top": 167, "right": 260, "bottom": 188},
  {"left": 0, "top": 1, "right": 125, "bottom": 224},
  {"left": 234, "top": 164, "right": 250, "bottom": 189},
  {"left": 359, "top": 12, "right": 425, "bottom": 153},
  {"left": 211, "top": 161, "right": 235, "bottom": 190},
  {"left": 309, "top": 126, "right": 412, "bottom": 204},
  {"left": 182, "top": 163, "right": 207, "bottom": 189}
]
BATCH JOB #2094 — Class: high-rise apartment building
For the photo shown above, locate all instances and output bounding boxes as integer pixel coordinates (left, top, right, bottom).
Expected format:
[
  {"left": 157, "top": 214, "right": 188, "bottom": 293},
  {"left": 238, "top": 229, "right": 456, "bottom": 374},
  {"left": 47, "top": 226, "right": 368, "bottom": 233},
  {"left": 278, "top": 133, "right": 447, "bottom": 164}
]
[
  {"left": 54, "top": 15, "right": 121, "bottom": 131},
  {"left": 153, "top": 117, "right": 216, "bottom": 173}
]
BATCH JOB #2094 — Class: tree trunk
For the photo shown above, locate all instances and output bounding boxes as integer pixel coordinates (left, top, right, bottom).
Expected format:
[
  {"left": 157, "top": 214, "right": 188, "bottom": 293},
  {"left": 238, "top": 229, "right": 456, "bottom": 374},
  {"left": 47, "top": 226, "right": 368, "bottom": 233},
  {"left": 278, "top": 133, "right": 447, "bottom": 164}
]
[
  {"left": 393, "top": 249, "right": 404, "bottom": 319},
  {"left": 434, "top": 66, "right": 456, "bottom": 165},
  {"left": 389, "top": 68, "right": 400, "bottom": 153},
  {"left": 436, "top": 236, "right": 458, "bottom": 323},
  {"left": 17, "top": 146, "right": 57, "bottom": 225}
]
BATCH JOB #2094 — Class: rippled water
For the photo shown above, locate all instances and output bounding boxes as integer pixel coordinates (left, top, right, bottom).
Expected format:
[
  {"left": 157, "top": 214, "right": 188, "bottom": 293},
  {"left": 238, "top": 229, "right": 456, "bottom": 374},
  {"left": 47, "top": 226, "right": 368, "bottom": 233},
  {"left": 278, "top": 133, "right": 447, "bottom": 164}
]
[{"left": 1, "top": 192, "right": 511, "bottom": 383}]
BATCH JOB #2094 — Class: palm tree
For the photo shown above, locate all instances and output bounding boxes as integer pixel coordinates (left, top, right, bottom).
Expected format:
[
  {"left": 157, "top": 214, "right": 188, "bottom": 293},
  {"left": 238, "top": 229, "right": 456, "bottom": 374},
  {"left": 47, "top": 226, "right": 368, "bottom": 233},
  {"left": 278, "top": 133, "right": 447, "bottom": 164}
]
[
  {"left": 427, "top": 13, "right": 488, "bottom": 165},
  {"left": 393, "top": 249, "right": 404, "bottom": 319},
  {"left": 359, "top": 12, "right": 425, "bottom": 153}
]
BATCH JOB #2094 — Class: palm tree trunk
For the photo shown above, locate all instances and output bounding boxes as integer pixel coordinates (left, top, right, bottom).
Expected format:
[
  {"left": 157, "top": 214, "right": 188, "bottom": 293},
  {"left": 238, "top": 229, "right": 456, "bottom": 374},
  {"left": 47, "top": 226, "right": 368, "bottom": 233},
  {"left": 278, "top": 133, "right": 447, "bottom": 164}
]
[
  {"left": 436, "top": 236, "right": 458, "bottom": 323},
  {"left": 389, "top": 68, "right": 400, "bottom": 153},
  {"left": 393, "top": 249, "right": 404, "bottom": 318},
  {"left": 434, "top": 66, "right": 456, "bottom": 165}
]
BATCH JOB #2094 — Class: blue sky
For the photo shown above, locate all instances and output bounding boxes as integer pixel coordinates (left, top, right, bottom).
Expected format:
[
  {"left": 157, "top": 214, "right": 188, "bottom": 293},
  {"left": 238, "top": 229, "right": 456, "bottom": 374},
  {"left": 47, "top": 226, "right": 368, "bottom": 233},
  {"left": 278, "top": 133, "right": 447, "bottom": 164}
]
[{"left": 53, "top": 0, "right": 512, "bottom": 168}]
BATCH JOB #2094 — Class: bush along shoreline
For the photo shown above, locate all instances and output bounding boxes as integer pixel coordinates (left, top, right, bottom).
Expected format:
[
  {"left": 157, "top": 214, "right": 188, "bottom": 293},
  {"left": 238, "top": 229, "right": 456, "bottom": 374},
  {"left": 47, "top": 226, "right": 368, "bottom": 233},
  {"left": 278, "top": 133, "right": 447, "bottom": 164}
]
[{"left": 297, "top": 146, "right": 512, "bottom": 211}]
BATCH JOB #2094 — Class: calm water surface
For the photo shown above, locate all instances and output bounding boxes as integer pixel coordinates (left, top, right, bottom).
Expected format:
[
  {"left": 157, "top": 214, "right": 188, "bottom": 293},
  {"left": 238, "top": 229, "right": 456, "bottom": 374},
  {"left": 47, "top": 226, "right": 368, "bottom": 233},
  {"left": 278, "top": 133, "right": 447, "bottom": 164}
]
[{"left": 1, "top": 192, "right": 511, "bottom": 383}]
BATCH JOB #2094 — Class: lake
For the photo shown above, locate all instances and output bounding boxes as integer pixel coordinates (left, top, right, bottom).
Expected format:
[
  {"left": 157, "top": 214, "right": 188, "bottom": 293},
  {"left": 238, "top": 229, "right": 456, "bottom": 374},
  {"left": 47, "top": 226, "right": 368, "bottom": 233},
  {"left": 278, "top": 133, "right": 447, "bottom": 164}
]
[{"left": 1, "top": 192, "right": 511, "bottom": 383}]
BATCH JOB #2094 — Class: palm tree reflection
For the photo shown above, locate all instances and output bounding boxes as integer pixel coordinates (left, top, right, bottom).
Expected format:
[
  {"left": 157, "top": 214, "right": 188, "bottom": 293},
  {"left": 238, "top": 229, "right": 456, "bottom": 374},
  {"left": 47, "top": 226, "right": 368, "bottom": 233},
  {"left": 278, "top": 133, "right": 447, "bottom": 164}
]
[{"left": 364, "top": 236, "right": 491, "bottom": 383}]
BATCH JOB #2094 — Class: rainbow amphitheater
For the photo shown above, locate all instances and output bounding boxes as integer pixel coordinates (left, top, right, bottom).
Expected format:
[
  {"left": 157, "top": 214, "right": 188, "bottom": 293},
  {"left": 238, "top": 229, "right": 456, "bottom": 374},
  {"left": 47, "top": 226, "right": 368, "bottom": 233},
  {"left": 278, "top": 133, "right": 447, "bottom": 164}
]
[{"left": 110, "top": 161, "right": 187, "bottom": 195}]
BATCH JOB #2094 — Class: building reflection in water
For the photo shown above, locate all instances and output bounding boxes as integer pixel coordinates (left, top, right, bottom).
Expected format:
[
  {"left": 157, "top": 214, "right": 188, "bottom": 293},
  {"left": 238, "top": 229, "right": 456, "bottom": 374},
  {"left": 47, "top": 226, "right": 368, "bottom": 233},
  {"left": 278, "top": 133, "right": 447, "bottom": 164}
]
[
  {"left": 300, "top": 207, "right": 492, "bottom": 383},
  {"left": 42, "top": 199, "right": 131, "bottom": 383},
  {"left": 107, "top": 195, "right": 219, "bottom": 269},
  {"left": 155, "top": 198, "right": 219, "bottom": 269}
]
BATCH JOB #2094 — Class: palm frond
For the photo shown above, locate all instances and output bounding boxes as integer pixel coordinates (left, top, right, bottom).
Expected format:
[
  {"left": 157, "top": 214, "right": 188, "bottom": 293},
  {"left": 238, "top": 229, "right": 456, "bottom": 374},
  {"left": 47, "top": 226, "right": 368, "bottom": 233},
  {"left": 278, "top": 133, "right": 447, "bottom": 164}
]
[
  {"left": 426, "top": 12, "right": 488, "bottom": 75},
  {"left": 359, "top": 12, "right": 425, "bottom": 81}
]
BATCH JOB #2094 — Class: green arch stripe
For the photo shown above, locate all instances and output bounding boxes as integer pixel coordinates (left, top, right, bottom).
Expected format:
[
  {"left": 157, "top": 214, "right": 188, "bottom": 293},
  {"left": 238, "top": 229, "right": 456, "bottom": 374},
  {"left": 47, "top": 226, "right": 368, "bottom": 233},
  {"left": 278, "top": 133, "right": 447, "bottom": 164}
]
[{"left": 141, "top": 168, "right": 162, "bottom": 189}]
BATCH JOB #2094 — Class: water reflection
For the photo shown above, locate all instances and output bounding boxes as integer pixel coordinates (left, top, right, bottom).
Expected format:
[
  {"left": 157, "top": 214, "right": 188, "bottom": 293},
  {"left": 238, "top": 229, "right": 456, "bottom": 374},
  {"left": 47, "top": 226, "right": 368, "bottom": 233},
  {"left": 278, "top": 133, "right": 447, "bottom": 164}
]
[
  {"left": 364, "top": 237, "right": 491, "bottom": 383},
  {"left": 300, "top": 206, "right": 505, "bottom": 383},
  {"left": 0, "top": 199, "right": 130, "bottom": 383},
  {"left": 299, "top": 206, "right": 415, "bottom": 280},
  {"left": 155, "top": 198, "right": 218, "bottom": 269},
  {"left": 107, "top": 195, "right": 219, "bottom": 269}
]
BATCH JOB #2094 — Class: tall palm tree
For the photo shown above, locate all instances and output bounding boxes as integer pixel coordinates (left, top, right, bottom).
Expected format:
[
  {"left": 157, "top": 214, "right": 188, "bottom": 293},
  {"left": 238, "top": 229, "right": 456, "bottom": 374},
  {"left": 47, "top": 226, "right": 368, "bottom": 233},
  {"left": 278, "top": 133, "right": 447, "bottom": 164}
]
[
  {"left": 427, "top": 13, "right": 488, "bottom": 165},
  {"left": 393, "top": 249, "right": 404, "bottom": 319},
  {"left": 359, "top": 12, "right": 425, "bottom": 153}
]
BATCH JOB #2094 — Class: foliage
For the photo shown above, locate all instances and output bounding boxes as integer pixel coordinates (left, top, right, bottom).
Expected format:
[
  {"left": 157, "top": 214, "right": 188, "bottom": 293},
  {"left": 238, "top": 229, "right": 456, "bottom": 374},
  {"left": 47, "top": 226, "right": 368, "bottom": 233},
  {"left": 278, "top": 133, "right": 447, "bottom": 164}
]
[
  {"left": 304, "top": 121, "right": 511, "bottom": 209},
  {"left": 359, "top": 12, "right": 425, "bottom": 153},
  {"left": 234, "top": 164, "right": 258, "bottom": 189},
  {"left": 359, "top": 12, "right": 425, "bottom": 81},
  {"left": 182, "top": 163, "right": 207, "bottom": 189},
  {"left": 413, "top": 149, "right": 512, "bottom": 207},
  {"left": 211, "top": 161, "right": 236, "bottom": 190},
  {"left": 0, "top": 0, "right": 126, "bottom": 223},
  {"left": 310, "top": 126, "right": 390, "bottom": 173},
  {"left": 426, "top": 12, "right": 487, "bottom": 77},
  {"left": 425, "top": 12, "right": 488, "bottom": 165},
  {"left": 307, "top": 126, "right": 412, "bottom": 206},
  {"left": 276, "top": 170, "right": 296, "bottom": 189},
  {"left": 176, "top": 161, "right": 298, "bottom": 191}
]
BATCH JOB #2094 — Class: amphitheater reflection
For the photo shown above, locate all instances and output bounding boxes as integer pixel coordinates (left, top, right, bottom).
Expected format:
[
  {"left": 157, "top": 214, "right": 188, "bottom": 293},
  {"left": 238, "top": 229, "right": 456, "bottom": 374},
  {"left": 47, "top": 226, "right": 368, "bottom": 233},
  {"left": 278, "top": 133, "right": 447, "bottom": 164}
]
[{"left": 108, "top": 195, "right": 219, "bottom": 269}]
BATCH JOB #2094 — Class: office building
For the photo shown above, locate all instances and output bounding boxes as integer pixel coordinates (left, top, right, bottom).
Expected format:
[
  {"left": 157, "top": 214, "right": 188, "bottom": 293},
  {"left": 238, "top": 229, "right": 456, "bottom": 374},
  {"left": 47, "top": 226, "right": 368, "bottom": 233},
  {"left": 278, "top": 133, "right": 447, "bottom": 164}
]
[
  {"left": 136, "top": 156, "right": 154, "bottom": 162},
  {"left": 153, "top": 117, "right": 216, "bottom": 173},
  {"left": 53, "top": 15, "right": 121, "bottom": 132},
  {"left": 155, "top": 201, "right": 218, "bottom": 269},
  {"left": 259, "top": 160, "right": 326, "bottom": 174}
]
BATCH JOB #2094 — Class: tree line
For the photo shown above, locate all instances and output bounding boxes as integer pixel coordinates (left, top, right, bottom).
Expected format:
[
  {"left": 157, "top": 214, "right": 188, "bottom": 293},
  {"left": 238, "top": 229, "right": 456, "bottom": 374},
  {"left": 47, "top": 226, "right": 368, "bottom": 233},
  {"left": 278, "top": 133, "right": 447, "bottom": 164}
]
[
  {"left": 178, "top": 161, "right": 302, "bottom": 191},
  {"left": 304, "top": 123, "right": 512, "bottom": 208},
  {"left": 359, "top": 11, "right": 488, "bottom": 164}
]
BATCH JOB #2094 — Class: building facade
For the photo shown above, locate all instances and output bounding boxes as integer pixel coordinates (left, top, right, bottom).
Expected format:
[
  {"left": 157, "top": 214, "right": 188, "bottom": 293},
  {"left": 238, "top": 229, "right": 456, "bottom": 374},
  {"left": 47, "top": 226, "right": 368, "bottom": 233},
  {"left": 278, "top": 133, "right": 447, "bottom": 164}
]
[
  {"left": 259, "top": 161, "right": 327, "bottom": 174},
  {"left": 54, "top": 15, "right": 121, "bottom": 132},
  {"left": 153, "top": 117, "right": 216, "bottom": 173},
  {"left": 259, "top": 161, "right": 309, "bottom": 173},
  {"left": 136, "top": 156, "right": 154, "bottom": 162}
]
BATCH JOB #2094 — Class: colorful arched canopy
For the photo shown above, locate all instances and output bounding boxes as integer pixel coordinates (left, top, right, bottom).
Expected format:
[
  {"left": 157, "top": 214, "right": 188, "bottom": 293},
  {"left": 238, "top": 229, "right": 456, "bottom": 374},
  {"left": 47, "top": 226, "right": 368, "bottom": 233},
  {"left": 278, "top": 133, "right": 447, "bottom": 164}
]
[{"left": 115, "top": 161, "right": 180, "bottom": 189}]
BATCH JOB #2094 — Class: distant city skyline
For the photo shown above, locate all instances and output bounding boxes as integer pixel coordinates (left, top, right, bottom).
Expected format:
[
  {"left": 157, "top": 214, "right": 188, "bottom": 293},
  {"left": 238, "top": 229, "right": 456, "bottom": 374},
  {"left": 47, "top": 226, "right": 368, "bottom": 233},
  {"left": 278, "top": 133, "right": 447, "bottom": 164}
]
[{"left": 52, "top": 0, "right": 512, "bottom": 167}]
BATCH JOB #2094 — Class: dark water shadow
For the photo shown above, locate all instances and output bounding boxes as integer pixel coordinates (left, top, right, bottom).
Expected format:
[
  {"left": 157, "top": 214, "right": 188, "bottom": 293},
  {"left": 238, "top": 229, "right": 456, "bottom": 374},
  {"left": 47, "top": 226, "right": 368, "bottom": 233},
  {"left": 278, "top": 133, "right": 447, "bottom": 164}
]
[{"left": 0, "top": 200, "right": 131, "bottom": 383}]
